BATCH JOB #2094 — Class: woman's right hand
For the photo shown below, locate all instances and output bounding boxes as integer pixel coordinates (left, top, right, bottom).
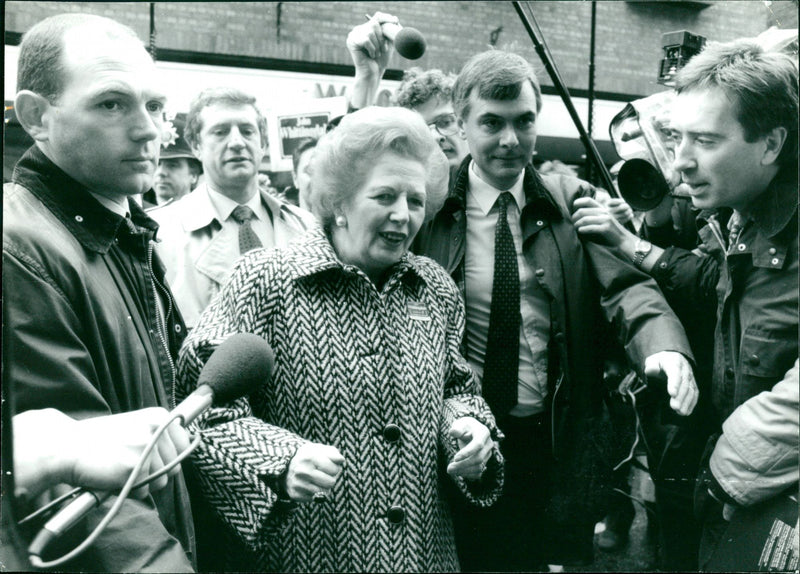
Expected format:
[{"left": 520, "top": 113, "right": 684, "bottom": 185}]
[{"left": 283, "top": 442, "right": 345, "bottom": 502}]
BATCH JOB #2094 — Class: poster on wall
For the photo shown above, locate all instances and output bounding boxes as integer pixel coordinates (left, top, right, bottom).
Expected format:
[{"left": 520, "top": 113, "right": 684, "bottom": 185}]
[{"left": 267, "top": 96, "right": 347, "bottom": 172}]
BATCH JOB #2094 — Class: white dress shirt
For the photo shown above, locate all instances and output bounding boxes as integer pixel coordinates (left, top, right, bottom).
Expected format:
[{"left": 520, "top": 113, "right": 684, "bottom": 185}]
[
  {"left": 464, "top": 162, "right": 550, "bottom": 416},
  {"left": 206, "top": 187, "right": 275, "bottom": 251}
]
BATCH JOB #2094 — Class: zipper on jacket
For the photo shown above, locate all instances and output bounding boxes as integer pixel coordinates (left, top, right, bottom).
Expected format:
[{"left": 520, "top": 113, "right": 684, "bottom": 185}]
[
  {"left": 706, "top": 215, "right": 727, "bottom": 253},
  {"left": 148, "top": 242, "right": 178, "bottom": 409},
  {"left": 550, "top": 371, "right": 564, "bottom": 458}
]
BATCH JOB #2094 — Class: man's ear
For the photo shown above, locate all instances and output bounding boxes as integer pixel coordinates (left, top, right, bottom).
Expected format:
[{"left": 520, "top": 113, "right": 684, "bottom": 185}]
[
  {"left": 762, "top": 126, "right": 788, "bottom": 167},
  {"left": 190, "top": 139, "right": 203, "bottom": 160},
  {"left": 14, "top": 91, "right": 52, "bottom": 142},
  {"left": 457, "top": 115, "right": 467, "bottom": 138}
]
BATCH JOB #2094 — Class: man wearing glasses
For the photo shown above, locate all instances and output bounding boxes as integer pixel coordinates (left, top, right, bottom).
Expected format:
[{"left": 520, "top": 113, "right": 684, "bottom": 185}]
[
  {"left": 394, "top": 69, "right": 468, "bottom": 170},
  {"left": 346, "top": 13, "right": 469, "bottom": 171}
]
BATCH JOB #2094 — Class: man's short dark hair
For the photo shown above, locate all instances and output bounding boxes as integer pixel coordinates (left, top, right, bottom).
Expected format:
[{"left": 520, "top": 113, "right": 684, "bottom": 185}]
[
  {"left": 184, "top": 87, "right": 268, "bottom": 149},
  {"left": 291, "top": 138, "right": 317, "bottom": 175},
  {"left": 452, "top": 49, "right": 542, "bottom": 120},
  {"left": 17, "top": 13, "right": 141, "bottom": 103},
  {"left": 675, "top": 39, "right": 798, "bottom": 169}
]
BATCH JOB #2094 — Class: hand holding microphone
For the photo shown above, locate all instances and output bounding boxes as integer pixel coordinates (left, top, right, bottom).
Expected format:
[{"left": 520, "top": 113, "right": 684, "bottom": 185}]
[
  {"left": 346, "top": 12, "right": 426, "bottom": 110},
  {"left": 348, "top": 12, "right": 426, "bottom": 64},
  {"left": 13, "top": 407, "right": 190, "bottom": 502},
  {"left": 27, "top": 333, "right": 274, "bottom": 566},
  {"left": 347, "top": 12, "right": 397, "bottom": 79}
]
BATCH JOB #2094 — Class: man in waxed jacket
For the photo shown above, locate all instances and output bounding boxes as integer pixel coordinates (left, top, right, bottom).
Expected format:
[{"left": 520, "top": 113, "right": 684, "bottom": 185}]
[
  {"left": 414, "top": 49, "right": 698, "bottom": 571},
  {"left": 3, "top": 14, "right": 195, "bottom": 571}
]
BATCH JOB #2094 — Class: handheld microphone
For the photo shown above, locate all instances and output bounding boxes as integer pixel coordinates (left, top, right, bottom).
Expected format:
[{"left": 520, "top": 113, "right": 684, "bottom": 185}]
[
  {"left": 380, "top": 22, "right": 426, "bottom": 60},
  {"left": 28, "top": 333, "right": 274, "bottom": 558},
  {"left": 173, "top": 332, "right": 275, "bottom": 425}
]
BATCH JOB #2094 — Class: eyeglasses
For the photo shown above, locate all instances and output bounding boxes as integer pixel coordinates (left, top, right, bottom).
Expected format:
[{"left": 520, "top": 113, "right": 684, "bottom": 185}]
[{"left": 428, "top": 114, "right": 459, "bottom": 137}]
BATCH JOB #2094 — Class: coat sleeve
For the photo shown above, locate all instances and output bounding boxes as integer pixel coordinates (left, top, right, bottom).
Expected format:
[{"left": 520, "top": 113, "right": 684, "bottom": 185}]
[
  {"left": 177, "top": 251, "right": 308, "bottom": 548},
  {"left": 649, "top": 245, "right": 721, "bottom": 321},
  {"left": 583, "top": 233, "right": 695, "bottom": 369},
  {"left": 710, "top": 358, "right": 799, "bottom": 506},
  {"left": 554, "top": 174, "right": 695, "bottom": 368},
  {"left": 433, "top": 267, "right": 504, "bottom": 507},
  {"left": 2, "top": 247, "right": 193, "bottom": 573}
]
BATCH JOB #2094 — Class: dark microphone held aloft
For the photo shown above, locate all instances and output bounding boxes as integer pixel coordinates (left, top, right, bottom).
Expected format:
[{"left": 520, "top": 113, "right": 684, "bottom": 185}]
[
  {"left": 379, "top": 21, "right": 426, "bottom": 60},
  {"left": 28, "top": 333, "right": 274, "bottom": 560}
]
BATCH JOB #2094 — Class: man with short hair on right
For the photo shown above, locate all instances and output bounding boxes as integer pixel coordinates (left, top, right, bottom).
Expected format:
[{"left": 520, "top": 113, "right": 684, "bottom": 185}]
[
  {"left": 414, "top": 48, "right": 699, "bottom": 572},
  {"left": 573, "top": 39, "right": 798, "bottom": 571}
]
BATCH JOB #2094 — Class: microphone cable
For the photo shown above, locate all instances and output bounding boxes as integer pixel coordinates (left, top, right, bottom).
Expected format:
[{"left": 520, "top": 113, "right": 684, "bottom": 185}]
[
  {"left": 612, "top": 372, "right": 648, "bottom": 472},
  {"left": 26, "top": 412, "right": 201, "bottom": 569}
]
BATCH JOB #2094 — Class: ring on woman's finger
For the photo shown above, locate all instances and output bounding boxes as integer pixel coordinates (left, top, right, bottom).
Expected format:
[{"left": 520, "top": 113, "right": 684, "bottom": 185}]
[{"left": 313, "top": 492, "right": 328, "bottom": 503}]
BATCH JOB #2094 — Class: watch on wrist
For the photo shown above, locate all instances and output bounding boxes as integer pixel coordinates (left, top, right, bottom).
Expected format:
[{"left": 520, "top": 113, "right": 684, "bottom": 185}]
[{"left": 632, "top": 238, "right": 653, "bottom": 268}]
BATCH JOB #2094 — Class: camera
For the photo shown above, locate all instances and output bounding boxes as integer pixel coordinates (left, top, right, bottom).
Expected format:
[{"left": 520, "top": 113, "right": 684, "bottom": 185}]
[
  {"left": 609, "top": 30, "right": 706, "bottom": 210},
  {"left": 658, "top": 30, "right": 707, "bottom": 87}
]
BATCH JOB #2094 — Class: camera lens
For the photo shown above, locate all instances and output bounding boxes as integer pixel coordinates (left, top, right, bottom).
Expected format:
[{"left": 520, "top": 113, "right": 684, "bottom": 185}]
[{"left": 618, "top": 159, "right": 671, "bottom": 211}]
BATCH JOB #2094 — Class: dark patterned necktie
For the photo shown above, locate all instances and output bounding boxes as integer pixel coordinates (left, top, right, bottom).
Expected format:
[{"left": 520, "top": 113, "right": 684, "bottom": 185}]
[
  {"left": 482, "top": 192, "right": 520, "bottom": 417},
  {"left": 231, "top": 205, "right": 263, "bottom": 254}
]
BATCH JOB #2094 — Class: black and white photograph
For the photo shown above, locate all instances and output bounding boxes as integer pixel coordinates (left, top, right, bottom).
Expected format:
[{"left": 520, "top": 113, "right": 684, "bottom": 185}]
[{"left": 2, "top": 2, "right": 798, "bottom": 572}]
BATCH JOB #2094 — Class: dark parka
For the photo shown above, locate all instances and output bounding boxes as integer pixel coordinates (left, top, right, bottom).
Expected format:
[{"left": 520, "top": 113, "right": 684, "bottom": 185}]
[
  {"left": 3, "top": 147, "right": 195, "bottom": 572},
  {"left": 415, "top": 156, "right": 694, "bottom": 528}
]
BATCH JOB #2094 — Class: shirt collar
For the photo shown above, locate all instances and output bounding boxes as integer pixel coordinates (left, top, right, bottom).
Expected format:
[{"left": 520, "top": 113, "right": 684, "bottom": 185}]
[
  {"left": 444, "top": 155, "right": 562, "bottom": 221},
  {"left": 89, "top": 191, "right": 130, "bottom": 218},
  {"left": 744, "top": 169, "right": 798, "bottom": 239},
  {"left": 12, "top": 146, "right": 158, "bottom": 253},
  {"left": 206, "top": 185, "right": 268, "bottom": 222},
  {"left": 467, "top": 160, "right": 525, "bottom": 215}
]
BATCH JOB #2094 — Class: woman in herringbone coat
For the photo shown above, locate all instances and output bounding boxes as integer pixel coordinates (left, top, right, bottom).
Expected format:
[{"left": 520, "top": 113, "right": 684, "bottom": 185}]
[{"left": 177, "top": 107, "right": 504, "bottom": 573}]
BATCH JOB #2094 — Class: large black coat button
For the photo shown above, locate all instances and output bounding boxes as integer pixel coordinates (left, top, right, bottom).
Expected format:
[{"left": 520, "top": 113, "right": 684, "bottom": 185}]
[
  {"left": 382, "top": 424, "right": 401, "bottom": 443},
  {"left": 387, "top": 506, "right": 406, "bottom": 524}
]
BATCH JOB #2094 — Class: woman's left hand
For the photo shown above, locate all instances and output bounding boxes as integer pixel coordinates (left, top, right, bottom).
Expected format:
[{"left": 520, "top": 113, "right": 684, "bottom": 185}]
[{"left": 446, "top": 417, "right": 493, "bottom": 481}]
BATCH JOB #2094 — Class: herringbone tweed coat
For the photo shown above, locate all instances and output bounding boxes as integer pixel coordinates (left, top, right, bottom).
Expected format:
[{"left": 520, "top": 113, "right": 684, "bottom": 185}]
[{"left": 178, "top": 227, "right": 504, "bottom": 573}]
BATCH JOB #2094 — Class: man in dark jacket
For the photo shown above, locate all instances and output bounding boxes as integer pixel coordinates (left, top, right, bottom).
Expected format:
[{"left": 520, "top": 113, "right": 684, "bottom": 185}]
[
  {"left": 573, "top": 38, "right": 798, "bottom": 572},
  {"left": 3, "top": 13, "right": 195, "bottom": 571},
  {"left": 414, "top": 49, "right": 698, "bottom": 571}
]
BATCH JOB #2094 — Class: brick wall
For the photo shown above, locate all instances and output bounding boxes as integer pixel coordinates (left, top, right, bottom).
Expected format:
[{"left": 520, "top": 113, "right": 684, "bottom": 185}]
[{"left": 5, "top": 1, "right": 794, "bottom": 99}]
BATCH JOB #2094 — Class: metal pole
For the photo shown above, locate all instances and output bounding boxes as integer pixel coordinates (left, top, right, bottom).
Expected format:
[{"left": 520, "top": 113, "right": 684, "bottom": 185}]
[
  {"left": 149, "top": 3, "right": 157, "bottom": 61},
  {"left": 511, "top": 1, "right": 618, "bottom": 198},
  {"left": 587, "top": 0, "right": 597, "bottom": 184}
]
